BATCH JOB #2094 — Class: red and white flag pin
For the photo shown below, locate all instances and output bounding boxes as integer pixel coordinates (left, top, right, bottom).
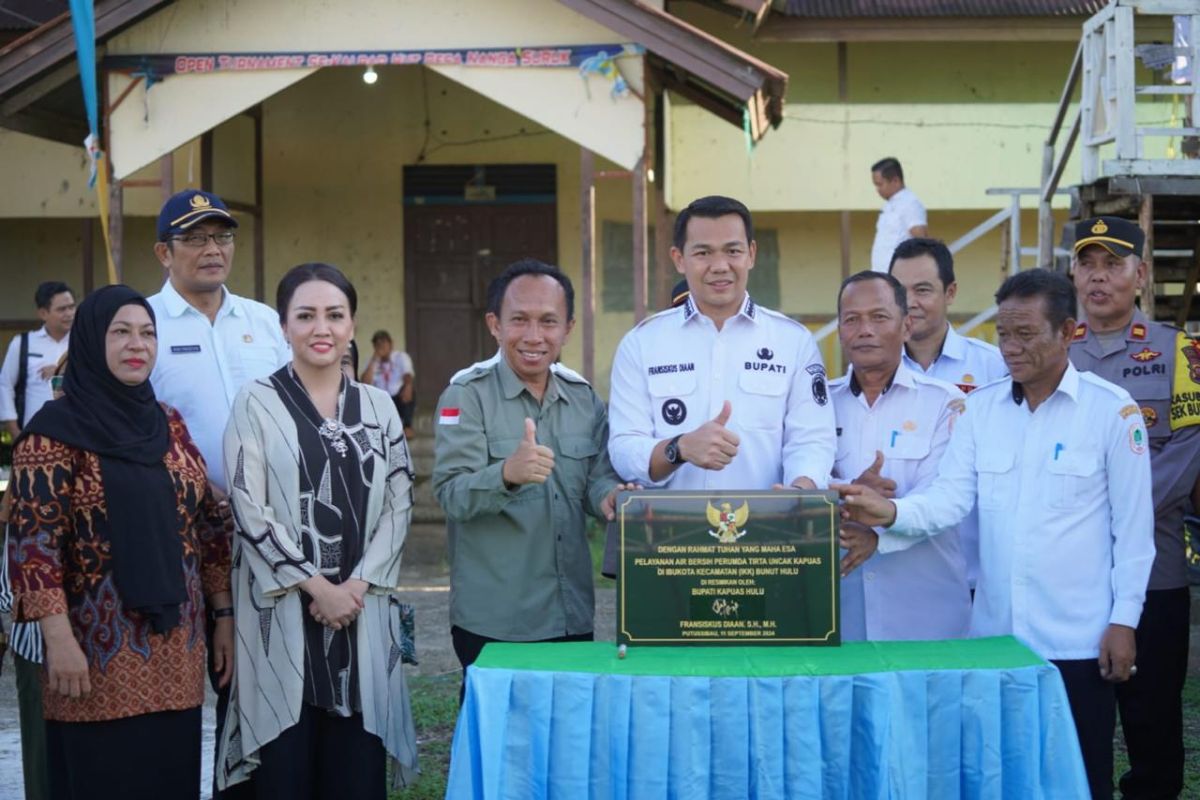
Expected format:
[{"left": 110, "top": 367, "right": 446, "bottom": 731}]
[{"left": 439, "top": 408, "right": 461, "bottom": 426}]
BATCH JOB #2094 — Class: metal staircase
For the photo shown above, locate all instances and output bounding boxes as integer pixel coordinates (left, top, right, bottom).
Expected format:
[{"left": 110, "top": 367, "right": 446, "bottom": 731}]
[{"left": 1039, "top": 0, "right": 1200, "bottom": 329}]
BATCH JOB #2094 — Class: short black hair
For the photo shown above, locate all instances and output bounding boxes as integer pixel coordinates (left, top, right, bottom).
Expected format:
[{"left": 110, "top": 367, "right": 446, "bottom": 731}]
[
  {"left": 994, "top": 269, "right": 1076, "bottom": 328},
  {"left": 837, "top": 270, "right": 907, "bottom": 316},
  {"left": 35, "top": 281, "right": 73, "bottom": 310},
  {"left": 486, "top": 259, "right": 575, "bottom": 321},
  {"left": 889, "top": 238, "right": 955, "bottom": 288},
  {"left": 371, "top": 330, "right": 392, "bottom": 345},
  {"left": 672, "top": 195, "right": 754, "bottom": 251},
  {"left": 871, "top": 157, "right": 904, "bottom": 183},
  {"left": 275, "top": 262, "right": 358, "bottom": 323}
]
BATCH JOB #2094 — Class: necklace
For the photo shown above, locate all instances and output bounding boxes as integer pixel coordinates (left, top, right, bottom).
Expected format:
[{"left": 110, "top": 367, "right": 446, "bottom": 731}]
[{"left": 319, "top": 417, "right": 348, "bottom": 457}]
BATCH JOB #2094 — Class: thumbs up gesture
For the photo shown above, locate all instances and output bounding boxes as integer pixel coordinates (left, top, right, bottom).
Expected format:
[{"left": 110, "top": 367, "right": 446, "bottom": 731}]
[
  {"left": 678, "top": 400, "right": 741, "bottom": 471},
  {"left": 502, "top": 418, "right": 557, "bottom": 486},
  {"left": 853, "top": 450, "right": 897, "bottom": 499}
]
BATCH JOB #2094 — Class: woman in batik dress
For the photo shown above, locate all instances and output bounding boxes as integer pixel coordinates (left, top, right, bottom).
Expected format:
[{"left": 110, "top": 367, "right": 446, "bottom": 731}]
[{"left": 6, "top": 284, "right": 233, "bottom": 800}]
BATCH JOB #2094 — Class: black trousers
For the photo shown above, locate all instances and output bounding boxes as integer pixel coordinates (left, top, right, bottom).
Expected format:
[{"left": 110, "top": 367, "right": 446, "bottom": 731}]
[
  {"left": 451, "top": 625, "right": 593, "bottom": 704},
  {"left": 393, "top": 395, "right": 415, "bottom": 429},
  {"left": 1054, "top": 659, "right": 1117, "bottom": 800},
  {"left": 252, "top": 704, "right": 385, "bottom": 800},
  {"left": 46, "top": 707, "right": 201, "bottom": 800},
  {"left": 1117, "top": 587, "right": 1190, "bottom": 800}
]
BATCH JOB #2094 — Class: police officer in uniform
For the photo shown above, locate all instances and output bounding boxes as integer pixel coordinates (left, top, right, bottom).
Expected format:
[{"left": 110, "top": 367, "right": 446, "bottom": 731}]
[
  {"left": 1069, "top": 215, "right": 1200, "bottom": 800},
  {"left": 608, "top": 195, "right": 836, "bottom": 491}
]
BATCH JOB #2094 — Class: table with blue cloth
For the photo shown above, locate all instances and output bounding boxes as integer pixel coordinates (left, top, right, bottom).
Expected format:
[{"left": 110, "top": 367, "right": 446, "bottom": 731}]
[{"left": 445, "top": 636, "right": 1089, "bottom": 799}]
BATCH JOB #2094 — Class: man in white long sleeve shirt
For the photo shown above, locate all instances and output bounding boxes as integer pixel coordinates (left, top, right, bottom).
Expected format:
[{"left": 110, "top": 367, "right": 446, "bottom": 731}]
[
  {"left": 830, "top": 271, "right": 969, "bottom": 641},
  {"left": 607, "top": 195, "right": 835, "bottom": 491},
  {"left": 836, "top": 269, "right": 1154, "bottom": 800}
]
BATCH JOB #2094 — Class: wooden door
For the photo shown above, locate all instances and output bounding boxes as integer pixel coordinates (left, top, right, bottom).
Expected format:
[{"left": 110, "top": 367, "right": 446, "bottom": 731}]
[{"left": 404, "top": 165, "right": 557, "bottom": 408}]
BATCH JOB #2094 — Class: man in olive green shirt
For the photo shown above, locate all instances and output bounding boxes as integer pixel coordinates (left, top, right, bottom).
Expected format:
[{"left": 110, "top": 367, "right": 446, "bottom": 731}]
[{"left": 433, "top": 259, "right": 630, "bottom": 683}]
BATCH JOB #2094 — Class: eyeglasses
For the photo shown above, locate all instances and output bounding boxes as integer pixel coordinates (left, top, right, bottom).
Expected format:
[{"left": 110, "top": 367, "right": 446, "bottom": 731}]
[{"left": 169, "top": 231, "right": 236, "bottom": 248}]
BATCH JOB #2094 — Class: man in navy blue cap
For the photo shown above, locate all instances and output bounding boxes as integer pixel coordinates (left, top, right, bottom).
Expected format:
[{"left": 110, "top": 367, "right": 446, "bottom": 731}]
[
  {"left": 148, "top": 189, "right": 289, "bottom": 800},
  {"left": 1069, "top": 214, "right": 1200, "bottom": 800}
]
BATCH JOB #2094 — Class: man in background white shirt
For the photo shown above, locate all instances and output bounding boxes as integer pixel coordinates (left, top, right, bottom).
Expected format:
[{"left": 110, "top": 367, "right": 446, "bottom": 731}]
[
  {"left": 0, "top": 281, "right": 74, "bottom": 438},
  {"left": 870, "top": 157, "right": 927, "bottom": 272},
  {"left": 889, "top": 238, "right": 1007, "bottom": 592},
  {"left": 831, "top": 271, "right": 969, "bottom": 641},
  {"left": 147, "top": 190, "right": 289, "bottom": 493},
  {"left": 837, "top": 269, "right": 1154, "bottom": 800},
  {"left": 361, "top": 328, "right": 415, "bottom": 438}
]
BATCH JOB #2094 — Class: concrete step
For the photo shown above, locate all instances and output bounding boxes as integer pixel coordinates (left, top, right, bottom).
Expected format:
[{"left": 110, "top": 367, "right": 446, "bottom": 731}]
[{"left": 404, "top": 521, "right": 448, "bottom": 570}]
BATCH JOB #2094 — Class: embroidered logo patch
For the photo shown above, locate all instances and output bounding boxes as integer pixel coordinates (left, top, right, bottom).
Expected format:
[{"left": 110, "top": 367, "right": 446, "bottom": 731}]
[
  {"left": 1129, "top": 423, "right": 1146, "bottom": 455},
  {"left": 1130, "top": 347, "right": 1161, "bottom": 363},
  {"left": 438, "top": 408, "right": 461, "bottom": 425},
  {"left": 806, "top": 364, "right": 828, "bottom": 407},
  {"left": 662, "top": 398, "right": 687, "bottom": 426},
  {"left": 1141, "top": 406, "right": 1158, "bottom": 428},
  {"left": 1119, "top": 404, "right": 1141, "bottom": 419}
]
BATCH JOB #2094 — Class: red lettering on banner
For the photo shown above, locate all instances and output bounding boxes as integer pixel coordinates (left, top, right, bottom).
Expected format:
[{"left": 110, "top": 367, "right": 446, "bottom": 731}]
[
  {"left": 175, "top": 56, "right": 215, "bottom": 74},
  {"left": 520, "top": 49, "right": 570, "bottom": 67}
]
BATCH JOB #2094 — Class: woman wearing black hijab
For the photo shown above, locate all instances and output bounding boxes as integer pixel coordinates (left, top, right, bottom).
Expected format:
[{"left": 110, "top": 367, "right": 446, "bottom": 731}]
[{"left": 5, "top": 285, "right": 233, "bottom": 800}]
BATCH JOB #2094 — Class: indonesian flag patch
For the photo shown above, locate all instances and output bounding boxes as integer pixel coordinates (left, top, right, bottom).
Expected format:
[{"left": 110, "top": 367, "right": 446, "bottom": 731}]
[{"left": 439, "top": 408, "right": 461, "bottom": 425}]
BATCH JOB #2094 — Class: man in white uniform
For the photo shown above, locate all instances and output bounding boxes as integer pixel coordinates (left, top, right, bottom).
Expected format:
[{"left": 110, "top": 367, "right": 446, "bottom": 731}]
[
  {"left": 830, "top": 271, "right": 969, "bottom": 641},
  {"left": 836, "top": 269, "right": 1154, "bottom": 800},
  {"left": 0, "top": 281, "right": 74, "bottom": 437},
  {"left": 870, "top": 157, "right": 927, "bottom": 272},
  {"left": 147, "top": 190, "right": 289, "bottom": 492},
  {"left": 608, "top": 195, "right": 835, "bottom": 491},
  {"left": 889, "top": 237, "right": 1006, "bottom": 591},
  {"left": 146, "top": 188, "right": 289, "bottom": 800}
]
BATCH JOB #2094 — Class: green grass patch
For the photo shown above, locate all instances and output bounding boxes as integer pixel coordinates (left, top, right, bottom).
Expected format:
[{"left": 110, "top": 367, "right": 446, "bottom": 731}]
[{"left": 390, "top": 672, "right": 460, "bottom": 800}]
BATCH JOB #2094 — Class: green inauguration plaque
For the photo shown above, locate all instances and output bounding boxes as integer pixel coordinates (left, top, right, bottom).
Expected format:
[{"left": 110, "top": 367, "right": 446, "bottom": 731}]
[{"left": 616, "top": 490, "right": 840, "bottom": 646}]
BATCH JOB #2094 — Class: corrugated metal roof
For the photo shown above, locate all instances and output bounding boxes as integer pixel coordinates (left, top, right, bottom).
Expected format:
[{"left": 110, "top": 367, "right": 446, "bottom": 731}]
[
  {"left": 0, "top": 1, "right": 67, "bottom": 30},
  {"left": 781, "top": 0, "right": 1107, "bottom": 17}
]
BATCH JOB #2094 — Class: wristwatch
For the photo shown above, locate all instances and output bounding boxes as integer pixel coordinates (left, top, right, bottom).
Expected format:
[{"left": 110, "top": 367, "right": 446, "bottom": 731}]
[{"left": 664, "top": 434, "right": 685, "bottom": 465}]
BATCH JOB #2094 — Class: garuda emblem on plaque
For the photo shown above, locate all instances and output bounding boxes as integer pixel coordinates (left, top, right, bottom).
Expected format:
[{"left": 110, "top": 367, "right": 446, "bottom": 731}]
[{"left": 707, "top": 500, "right": 750, "bottom": 544}]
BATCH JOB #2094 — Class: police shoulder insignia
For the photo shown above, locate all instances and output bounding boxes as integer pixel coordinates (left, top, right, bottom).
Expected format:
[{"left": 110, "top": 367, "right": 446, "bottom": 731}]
[
  {"left": 1130, "top": 323, "right": 1147, "bottom": 341},
  {"left": 1073, "top": 323, "right": 1087, "bottom": 340}
]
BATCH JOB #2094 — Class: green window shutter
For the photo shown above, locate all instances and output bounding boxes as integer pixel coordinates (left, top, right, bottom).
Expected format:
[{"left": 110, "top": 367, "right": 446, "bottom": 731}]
[
  {"left": 601, "top": 221, "right": 633, "bottom": 312},
  {"left": 748, "top": 228, "right": 780, "bottom": 310},
  {"left": 603, "top": 222, "right": 775, "bottom": 311}
]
